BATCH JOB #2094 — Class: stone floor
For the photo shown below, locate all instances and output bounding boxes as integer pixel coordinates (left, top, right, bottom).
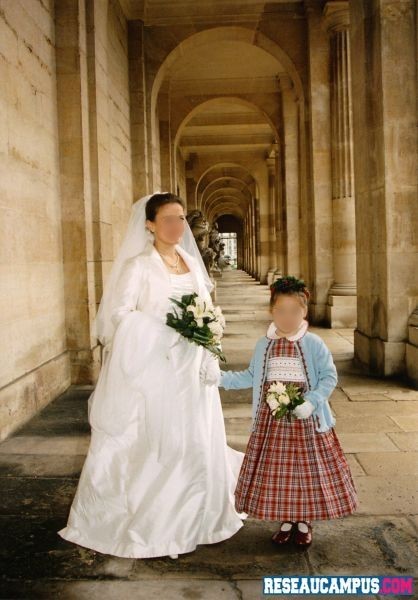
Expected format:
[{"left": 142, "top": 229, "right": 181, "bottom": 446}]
[{"left": 1, "top": 270, "right": 417, "bottom": 599}]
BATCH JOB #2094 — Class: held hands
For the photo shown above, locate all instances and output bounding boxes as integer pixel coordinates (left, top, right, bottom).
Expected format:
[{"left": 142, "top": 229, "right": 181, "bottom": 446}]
[
  {"left": 199, "top": 351, "right": 221, "bottom": 386},
  {"left": 293, "top": 399, "right": 315, "bottom": 419}
]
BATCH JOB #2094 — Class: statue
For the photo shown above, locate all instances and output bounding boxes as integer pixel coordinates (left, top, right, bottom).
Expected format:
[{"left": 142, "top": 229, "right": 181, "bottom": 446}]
[
  {"left": 208, "top": 222, "right": 223, "bottom": 271},
  {"left": 186, "top": 210, "right": 216, "bottom": 274}
]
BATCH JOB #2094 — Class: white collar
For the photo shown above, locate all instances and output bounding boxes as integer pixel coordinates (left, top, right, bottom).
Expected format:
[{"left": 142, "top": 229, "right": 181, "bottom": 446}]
[{"left": 266, "top": 319, "right": 308, "bottom": 341}]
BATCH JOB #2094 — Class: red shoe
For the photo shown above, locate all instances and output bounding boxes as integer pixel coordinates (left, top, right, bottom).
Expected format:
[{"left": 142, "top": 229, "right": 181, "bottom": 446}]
[
  {"left": 271, "top": 521, "right": 295, "bottom": 545},
  {"left": 294, "top": 521, "right": 312, "bottom": 547}
]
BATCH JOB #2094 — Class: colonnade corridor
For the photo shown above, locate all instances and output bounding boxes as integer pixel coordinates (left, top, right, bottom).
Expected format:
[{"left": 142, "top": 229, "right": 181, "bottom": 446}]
[{"left": 0, "top": 269, "right": 417, "bottom": 598}]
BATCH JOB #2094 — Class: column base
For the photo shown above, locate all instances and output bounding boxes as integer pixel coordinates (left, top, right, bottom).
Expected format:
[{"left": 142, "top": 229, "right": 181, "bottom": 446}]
[
  {"left": 354, "top": 329, "right": 406, "bottom": 377},
  {"left": 0, "top": 351, "right": 71, "bottom": 442},
  {"left": 267, "top": 269, "right": 276, "bottom": 286},
  {"left": 406, "top": 344, "right": 418, "bottom": 387},
  {"left": 326, "top": 294, "right": 357, "bottom": 328},
  {"left": 309, "top": 302, "right": 328, "bottom": 325},
  {"left": 406, "top": 311, "right": 418, "bottom": 386},
  {"left": 70, "top": 345, "right": 102, "bottom": 385}
]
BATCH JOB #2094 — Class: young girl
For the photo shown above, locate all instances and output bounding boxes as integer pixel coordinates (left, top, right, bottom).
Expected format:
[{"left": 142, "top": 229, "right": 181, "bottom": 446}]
[{"left": 218, "top": 276, "right": 358, "bottom": 547}]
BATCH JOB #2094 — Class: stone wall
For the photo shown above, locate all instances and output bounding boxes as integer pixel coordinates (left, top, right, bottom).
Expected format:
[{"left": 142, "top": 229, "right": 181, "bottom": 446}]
[
  {"left": 0, "top": 0, "right": 135, "bottom": 441},
  {"left": 0, "top": 0, "right": 70, "bottom": 441}
]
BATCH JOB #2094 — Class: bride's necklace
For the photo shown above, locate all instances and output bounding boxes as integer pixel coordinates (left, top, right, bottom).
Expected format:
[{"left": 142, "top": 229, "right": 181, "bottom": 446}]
[{"left": 158, "top": 250, "right": 180, "bottom": 273}]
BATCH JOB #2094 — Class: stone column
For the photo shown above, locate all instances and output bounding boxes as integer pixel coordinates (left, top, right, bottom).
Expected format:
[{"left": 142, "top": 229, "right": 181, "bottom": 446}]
[
  {"left": 248, "top": 202, "right": 253, "bottom": 276},
  {"left": 185, "top": 177, "right": 196, "bottom": 212},
  {"left": 157, "top": 90, "right": 173, "bottom": 193},
  {"left": 273, "top": 145, "right": 285, "bottom": 278},
  {"left": 128, "top": 19, "right": 150, "bottom": 197},
  {"left": 159, "top": 119, "right": 172, "bottom": 192},
  {"left": 350, "top": 0, "right": 417, "bottom": 377},
  {"left": 55, "top": 0, "right": 106, "bottom": 384},
  {"left": 254, "top": 198, "right": 261, "bottom": 281},
  {"left": 266, "top": 155, "right": 278, "bottom": 284},
  {"left": 407, "top": 306, "right": 418, "bottom": 386},
  {"left": 244, "top": 210, "right": 249, "bottom": 274},
  {"left": 249, "top": 201, "right": 256, "bottom": 277},
  {"left": 279, "top": 74, "right": 301, "bottom": 278},
  {"left": 305, "top": 0, "right": 333, "bottom": 324},
  {"left": 246, "top": 214, "right": 252, "bottom": 274},
  {"left": 323, "top": 1, "right": 357, "bottom": 328}
]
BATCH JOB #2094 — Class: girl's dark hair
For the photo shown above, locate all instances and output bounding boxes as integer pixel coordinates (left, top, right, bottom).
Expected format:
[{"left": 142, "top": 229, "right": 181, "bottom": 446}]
[
  {"left": 145, "top": 192, "right": 185, "bottom": 221},
  {"left": 269, "top": 275, "right": 310, "bottom": 309}
]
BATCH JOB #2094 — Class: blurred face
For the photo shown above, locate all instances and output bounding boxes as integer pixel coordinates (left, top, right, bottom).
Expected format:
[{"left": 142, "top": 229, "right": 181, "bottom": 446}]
[
  {"left": 146, "top": 202, "right": 186, "bottom": 245},
  {"left": 270, "top": 293, "right": 307, "bottom": 334}
]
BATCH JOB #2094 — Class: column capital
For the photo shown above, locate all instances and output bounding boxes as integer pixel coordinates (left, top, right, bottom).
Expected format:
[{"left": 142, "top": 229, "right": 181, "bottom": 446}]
[
  {"left": 266, "top": 156, "right": 276, "bottom": 175},
  {"left": 322, "top": 1, "right": 349, "bottom": 34},
  {"left": 277, "top": 73, "right": 299, "bottom": 102}
]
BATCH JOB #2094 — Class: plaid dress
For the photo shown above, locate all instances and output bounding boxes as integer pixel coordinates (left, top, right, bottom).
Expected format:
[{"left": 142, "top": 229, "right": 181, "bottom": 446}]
[{"left": 234, "top": 335, "right": 358, "bottom": 521}]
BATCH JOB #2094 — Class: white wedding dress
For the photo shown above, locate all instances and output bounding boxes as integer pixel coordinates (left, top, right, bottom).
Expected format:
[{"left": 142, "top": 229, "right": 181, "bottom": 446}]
[{"left": 57, "top": 246, "right": 246, "bottom": 559}]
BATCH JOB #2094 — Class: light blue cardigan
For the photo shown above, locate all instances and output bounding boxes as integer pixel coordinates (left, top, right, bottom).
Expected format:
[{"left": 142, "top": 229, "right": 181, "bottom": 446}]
[{"left": 219, "top": 331, "right": 337, "bottom": 432}]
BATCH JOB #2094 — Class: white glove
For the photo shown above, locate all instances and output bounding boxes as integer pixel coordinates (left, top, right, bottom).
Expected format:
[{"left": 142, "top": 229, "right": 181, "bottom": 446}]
[
  {"left": 199, "top": 352, "right": 221, "bottom": 385},
  {"left": 293, "top": 400, "right": 315, "bottom": 419}
]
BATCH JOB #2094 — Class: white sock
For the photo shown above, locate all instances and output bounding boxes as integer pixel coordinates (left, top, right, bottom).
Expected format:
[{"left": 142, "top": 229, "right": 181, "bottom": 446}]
[
  {"left": 297, "top": 522, "right": 309, "bottom": 533},
  {"left": 280, "top": 522, "right": 293, "bottom": 532}
]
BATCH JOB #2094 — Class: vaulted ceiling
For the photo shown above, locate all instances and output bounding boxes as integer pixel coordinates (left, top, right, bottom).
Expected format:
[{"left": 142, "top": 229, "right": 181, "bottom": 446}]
[{"left": 118, "top": 0, "right": 305, "bottom": 24}]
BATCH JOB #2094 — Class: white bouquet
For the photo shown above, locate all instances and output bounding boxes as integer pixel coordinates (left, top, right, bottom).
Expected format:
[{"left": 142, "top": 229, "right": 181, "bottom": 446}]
[
  {"left": 265, "top": 380, "right": 305, "bottom": 422},
  {"left": 166, "top": 292, "right": 226, "bottom": 362}
]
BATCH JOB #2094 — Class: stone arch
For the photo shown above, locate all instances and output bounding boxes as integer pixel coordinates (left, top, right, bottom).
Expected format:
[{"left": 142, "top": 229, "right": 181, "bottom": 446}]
[
  {"left": 196, "top": 162, "right": 260, "bottom": 206},
  {"left": 205, "top": 190, "right": 249, "bottom": 219},
  {"left": 150, "top": 27, "right": 305, "bottom": 191},
  {"left": 173, "top": 96, "right": 279, "bottom": 151},
  {"left": 196, "top": 163, "right": 258, "bottom": 225},
  {"left": 200, "top": 177, "right": 253, "bottom": 213},
  {"left": 150, "top": 26, "right": 304, "bottom": 115}
]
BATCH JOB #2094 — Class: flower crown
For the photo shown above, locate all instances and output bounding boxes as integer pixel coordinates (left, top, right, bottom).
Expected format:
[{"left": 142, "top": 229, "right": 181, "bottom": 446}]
[{"left": 270, "top": 275, "right": 310, "bottom": 298}]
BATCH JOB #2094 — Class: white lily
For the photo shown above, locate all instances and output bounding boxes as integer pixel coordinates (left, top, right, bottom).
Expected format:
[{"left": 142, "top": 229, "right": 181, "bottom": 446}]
[
  {"left": 266, "top": 395, "right": 280, "bottom": 410},
  {"left": 187, "top": 298, "right": 213, "bottom": 327},
  {"left": 278, "top": 393, "right": 290, "bottom": 405},
  {"left": 268, "top": 381, "right": 287, "bottom": 395}
]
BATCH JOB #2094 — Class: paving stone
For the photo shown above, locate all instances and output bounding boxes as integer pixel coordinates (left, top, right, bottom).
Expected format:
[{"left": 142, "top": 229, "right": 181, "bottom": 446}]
[
  {"left": 222, "top": 404, "right": 252, "bottom": 419},
  {"left": 355, "top": 477, "right": 418, "bottom": 515},
  {"left": 306, "top": 516, "right": 418, "bottom": 575},
  {"left": 384, "top": 390, "right": 418, "bottom": 401},
  {"left": 331, "top": 400, "right": 417, "bottom": 417},
  {"left": 387, "top": 432, "right": 418, "bottom": 451},
  {"left": 346, "top": 454, "right": 367, "bottom": 478},
  {"left": 0, "top": 435, "right": 90, "bottom": 456},
  {"left": 337, "top": 433, "right": 400, "bottom": 453},
  {"left": 0, "top": 453, "right": 85, "bottom": 478},
  {"left": 344, "top": 393, "right": 399, "bottom": 402},
  {"left": 334, "top": 416, "right": 402, "bottom": 433},
  {"left": 0, "top": 477, "right": 77, "bottom": 516},
  {"left": 0, "top": 580, "right": 241, "bottom": 600},
  {"left": 224, "top": 416, "right": 252, "bottom": 435},
  {"left": 355, "top": 452, "right": 418, "bottom": 477},
  {"left": 389, "top": 415, "right": 418, "bottom": 432}
]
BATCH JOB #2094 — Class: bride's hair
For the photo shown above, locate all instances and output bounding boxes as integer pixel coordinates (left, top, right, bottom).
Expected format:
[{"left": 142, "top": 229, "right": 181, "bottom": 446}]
[{"left": 145, "top": 192, "right": 186, "bottom": 221}]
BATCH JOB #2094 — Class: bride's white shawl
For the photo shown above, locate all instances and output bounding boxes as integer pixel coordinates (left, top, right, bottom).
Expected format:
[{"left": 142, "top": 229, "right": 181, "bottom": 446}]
[{"left": 88, "top": 243, "right": 213, "bottom": 466}]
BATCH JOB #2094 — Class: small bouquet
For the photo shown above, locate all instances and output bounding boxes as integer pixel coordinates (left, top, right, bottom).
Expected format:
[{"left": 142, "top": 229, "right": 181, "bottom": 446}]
[
  {"left": 166, "top": 292, "right": 227, "bottom": 362},
  {"left": 265, "top": 380, "right": 305, "bottom": 422}
]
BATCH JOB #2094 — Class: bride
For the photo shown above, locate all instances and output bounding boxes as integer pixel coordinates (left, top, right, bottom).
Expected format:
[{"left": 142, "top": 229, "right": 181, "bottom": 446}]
[{"left": 57, "top": 192, "right": 247, "bottom": 559}]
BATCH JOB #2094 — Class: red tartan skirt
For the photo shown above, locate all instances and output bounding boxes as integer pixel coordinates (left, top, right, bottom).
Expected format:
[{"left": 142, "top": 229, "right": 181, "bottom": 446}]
[{"left": 234, "top": 339, "right": 358, "bottom": 521}]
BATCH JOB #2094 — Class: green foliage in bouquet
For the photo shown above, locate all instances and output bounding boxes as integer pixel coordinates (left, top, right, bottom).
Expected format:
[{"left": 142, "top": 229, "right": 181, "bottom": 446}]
[{"left": 166, "top": 292, "right": 227, "bottom": 362}]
